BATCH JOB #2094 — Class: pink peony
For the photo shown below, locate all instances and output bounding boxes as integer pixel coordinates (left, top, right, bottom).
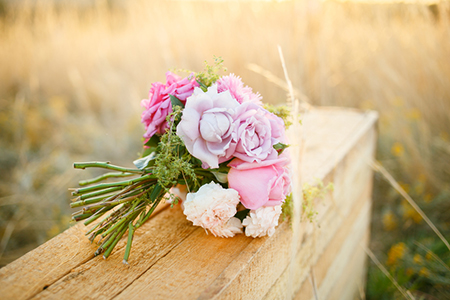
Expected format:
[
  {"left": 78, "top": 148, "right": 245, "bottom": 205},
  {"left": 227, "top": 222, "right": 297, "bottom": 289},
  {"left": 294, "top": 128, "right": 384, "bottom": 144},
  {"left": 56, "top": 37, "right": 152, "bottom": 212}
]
[
  {"left": 182, "top": 182, "right": 241, "bottom": 235},
  {"left": 242, "top": 205, "right": 282, "bottom": 238},
  {"left": 176, "top": 85, "right": 240, "bottom": 169},
  {"left": 141, "top": 72, "right": 198, "bottom": 138},
  {"left": 217, "top": 74, "right": 262, "bottom": 104},
  {"left": 227, "top": 102, "right": 282, "bottom": 163},
  {"left": 227, "top": 158, "right": 291, "bottom": 210}
]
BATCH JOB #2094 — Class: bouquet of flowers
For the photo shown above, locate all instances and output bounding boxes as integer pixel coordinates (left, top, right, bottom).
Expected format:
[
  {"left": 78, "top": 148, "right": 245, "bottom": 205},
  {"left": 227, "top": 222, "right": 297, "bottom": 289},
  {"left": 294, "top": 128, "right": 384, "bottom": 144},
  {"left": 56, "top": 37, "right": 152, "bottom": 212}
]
[{"left": 70, "top": 58, "right": 292, "bottom": 263}]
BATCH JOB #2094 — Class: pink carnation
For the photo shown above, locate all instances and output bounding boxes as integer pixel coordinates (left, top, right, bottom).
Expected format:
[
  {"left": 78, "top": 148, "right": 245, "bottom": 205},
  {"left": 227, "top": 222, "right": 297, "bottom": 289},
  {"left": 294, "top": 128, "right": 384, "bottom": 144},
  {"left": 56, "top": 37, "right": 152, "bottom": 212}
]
[
  {"left": 209, "top": 217, "right": 243, "bottom": 238},
  {"left": 217, "top": 74, "right": 262, "bottom": 104},
  {"left": 141, "top": 72, "right": 198, "bottom": 138},
  {"left": 242, "top": 205, "right": 282, "bottom": 238}
]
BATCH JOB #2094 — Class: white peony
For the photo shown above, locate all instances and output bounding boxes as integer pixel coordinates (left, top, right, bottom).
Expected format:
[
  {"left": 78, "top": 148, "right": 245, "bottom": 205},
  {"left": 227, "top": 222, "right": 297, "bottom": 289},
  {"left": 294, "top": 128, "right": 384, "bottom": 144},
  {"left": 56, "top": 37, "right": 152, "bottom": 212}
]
[
  {"left": 183, "top": 182, "right": 241, "bottom": 236},
  {"left": 242, "top": 205, "right": 282, "bottom": 238}
]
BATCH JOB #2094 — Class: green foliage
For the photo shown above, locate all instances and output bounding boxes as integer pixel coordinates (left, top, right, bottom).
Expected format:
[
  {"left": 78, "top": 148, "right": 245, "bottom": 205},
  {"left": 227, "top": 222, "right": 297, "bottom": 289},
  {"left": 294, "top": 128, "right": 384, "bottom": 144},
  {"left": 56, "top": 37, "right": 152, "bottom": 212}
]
[
  {"left": 153, "top": 106, "right": 199, "bottom": 193},
  {"left": 264, "top": 104, "right": 293, "bottom": 129},
  {"left": 195, "top": 56, "right": 227, "bottom": 89},
  {"left": 302, "top": 181, "right": 334, "bottom": 223},
  {"left": 281, "top": 193, "right": 293, "bottom": 222}
]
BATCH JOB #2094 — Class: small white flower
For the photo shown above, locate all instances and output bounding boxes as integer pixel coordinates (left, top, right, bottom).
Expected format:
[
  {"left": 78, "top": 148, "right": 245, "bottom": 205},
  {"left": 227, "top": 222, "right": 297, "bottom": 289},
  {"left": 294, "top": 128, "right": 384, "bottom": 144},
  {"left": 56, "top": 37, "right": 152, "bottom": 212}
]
[
  {"left": 242, "top": 205, "right": 282, "bottom": 238},
  {"left": 183, "top": 182, "right": 241, "bottom": 235}
]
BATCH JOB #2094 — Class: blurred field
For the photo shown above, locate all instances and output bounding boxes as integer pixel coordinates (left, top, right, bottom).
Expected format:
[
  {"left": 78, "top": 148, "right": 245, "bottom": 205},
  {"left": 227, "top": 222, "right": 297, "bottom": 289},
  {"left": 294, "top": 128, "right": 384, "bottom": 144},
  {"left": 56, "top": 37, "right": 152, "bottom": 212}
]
[{"left": 0, "top": 0, "right": 450, "bottom": 297}]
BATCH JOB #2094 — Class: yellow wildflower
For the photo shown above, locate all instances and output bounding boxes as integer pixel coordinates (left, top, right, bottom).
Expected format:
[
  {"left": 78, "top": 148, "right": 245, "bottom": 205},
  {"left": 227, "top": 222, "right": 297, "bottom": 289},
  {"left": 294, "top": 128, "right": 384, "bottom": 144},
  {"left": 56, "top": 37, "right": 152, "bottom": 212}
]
[
  {"left": 401, "top": 201, "right": 422, "bottom": 224},
  {"left": 419, "top": 267, "right": 430, "bottom": 278},
  {"left": 414, "top": 183, "right": 424, "bottom": 195},
  {"left": 424, "top": 193, "right": 433, "bottom": 203},
  {"left": 399, "top": 183, "right": 410, "bottom": 194},
  {"left": 406, "top": 108, "right": 421, "bottom": 121},
  {"left": 406, "top": 268, "right": 414, "bottom": 276},
  {"left": 391, "top": 142, "right": 405, "bottom": 157},
  {"left": 382, "top": 211, "right": 398, "bottom": 231},
  {"left": 387, "top": 242, "right": 407, "bottom": 266},
  {"left": 426, "top": 252, "right": 433, "bottom": 261},
  {"left": 413, "top": 254, "right": 423, "bottom": 265}
]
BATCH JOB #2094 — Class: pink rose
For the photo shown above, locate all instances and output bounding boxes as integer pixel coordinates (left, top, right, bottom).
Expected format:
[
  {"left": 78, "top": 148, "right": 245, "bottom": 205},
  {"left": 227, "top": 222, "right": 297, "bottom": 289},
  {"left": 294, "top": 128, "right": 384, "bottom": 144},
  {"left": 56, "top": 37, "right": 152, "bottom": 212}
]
[
  {"left": 228, "top": 102, "right": 281, "bottom": 163},
  {"left": 227, "top": 158, "right": 291, "bottom": 210},
  {"left": 164, "top": 72, "right": 199, "bottom": 102},
  {"left": 141, "top": 82, "right": 171, "bottom": 138},
  {"left": 217, "top": 74, "right": 262, "bottom": 104},
  {"left": 141, "top": 72, "right": 198, "bottom": 138},
  {"left": 176, "top": 85, "right": 239, "bottom": 169}
]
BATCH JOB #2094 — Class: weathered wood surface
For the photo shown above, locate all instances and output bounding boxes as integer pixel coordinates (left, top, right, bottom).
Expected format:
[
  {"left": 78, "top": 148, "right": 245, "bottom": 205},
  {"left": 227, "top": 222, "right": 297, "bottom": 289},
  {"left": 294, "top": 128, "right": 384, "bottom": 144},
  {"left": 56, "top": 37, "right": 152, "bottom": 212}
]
[{"left": 0, "top": 107, "right": 378, "bottom": 300}]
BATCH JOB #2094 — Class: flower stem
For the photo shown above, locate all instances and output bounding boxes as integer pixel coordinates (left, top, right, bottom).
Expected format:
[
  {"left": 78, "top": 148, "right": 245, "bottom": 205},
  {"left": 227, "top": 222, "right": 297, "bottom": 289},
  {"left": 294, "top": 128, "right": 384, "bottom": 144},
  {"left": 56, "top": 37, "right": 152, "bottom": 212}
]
[
  {"left": 71, "top": 174, "right": 154, "bottom": 196},
  {"left": 73, "top": 162, "right": 143, "bottom": 174},
  {"left": 123, "top": 222, "right": 135, "bottom": 264},
  {"left": 79, "top": 172, "right": 136, "bottom": 186}
]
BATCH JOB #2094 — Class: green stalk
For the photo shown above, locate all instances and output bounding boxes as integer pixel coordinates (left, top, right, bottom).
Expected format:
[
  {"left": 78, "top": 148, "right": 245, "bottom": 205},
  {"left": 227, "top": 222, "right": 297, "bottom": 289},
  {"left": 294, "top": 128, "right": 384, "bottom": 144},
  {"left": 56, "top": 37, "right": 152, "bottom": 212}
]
[
  {"left": 70, "top": 187, "right": 123, "bottom": 208},
  {"left": 103, "top": 223, "right": 128, "bottom": 259},
  {"left": 72, "top": 212, "right": 93, "bottom": 222},
  {"left": 99, "top": 221, "right": 127, "bottom": 257},
  {"left": 83, "top": 205, "right": 115, "bottom": 226},
  {"left": 82, "top": 189, "right": 147, "bottom": 212},
  {"left": 79, "top": 172, "right": 136, "bottom": 186},
  {"left": 135, "top": 197, "right": 162, "bottom": 229},
  {"left": 78, "top": 186, "right": 123, "bottom": 201},
  {"left": 101, "top": 202, "right": 144, "bottom": 237},
  {"left": 123, "top": 222, "right": 135, "bottom": 264},
  {"left": 73, "top": 161, "right": 143, "bottom": 174},
  {"left": 71, "top": 174, "right": 154, "bottom": 196}
]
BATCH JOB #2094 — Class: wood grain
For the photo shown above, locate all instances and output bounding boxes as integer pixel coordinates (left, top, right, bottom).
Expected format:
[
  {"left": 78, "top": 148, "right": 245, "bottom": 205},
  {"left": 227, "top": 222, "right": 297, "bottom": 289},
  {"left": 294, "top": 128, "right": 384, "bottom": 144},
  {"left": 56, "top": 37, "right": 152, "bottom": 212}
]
[{"left": 0, "top": 107, "right": 378, "bottom": 300}]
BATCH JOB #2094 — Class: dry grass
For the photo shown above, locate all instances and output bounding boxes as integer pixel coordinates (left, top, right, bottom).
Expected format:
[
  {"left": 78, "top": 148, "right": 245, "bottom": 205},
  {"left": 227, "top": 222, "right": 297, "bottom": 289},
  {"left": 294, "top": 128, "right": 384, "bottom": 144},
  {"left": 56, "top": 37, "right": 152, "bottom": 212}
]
[{"left": 0, "top": 2, "right": 449, "bottom": 294}]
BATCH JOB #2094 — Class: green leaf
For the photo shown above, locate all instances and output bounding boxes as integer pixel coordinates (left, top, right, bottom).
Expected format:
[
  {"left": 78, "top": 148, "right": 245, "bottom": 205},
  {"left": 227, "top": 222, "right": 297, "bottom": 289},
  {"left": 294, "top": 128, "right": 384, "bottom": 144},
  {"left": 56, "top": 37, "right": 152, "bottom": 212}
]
[
  {"left": 149, "top": 184, "right": 162, "bottom": 202},
  {"left": 133, "top": 152, "right": 157, "bottom": 170},
  {"left": 144, "top": 135, "right": 160, "bottom": 148},
  {"left": 273, "top": 142, "right": 289, "bottom": 153},
  {"left": 142, "top": 146, "right": 156, "bottom": 158},
  {"left": 196, "top": 80, "right": 208, "bottom": 92},
  {"left": 170, "top": 95, "right": 184, "bottom": 109},
  {"left": 234, "top": 209, "right": 250, "bottom": 221}
]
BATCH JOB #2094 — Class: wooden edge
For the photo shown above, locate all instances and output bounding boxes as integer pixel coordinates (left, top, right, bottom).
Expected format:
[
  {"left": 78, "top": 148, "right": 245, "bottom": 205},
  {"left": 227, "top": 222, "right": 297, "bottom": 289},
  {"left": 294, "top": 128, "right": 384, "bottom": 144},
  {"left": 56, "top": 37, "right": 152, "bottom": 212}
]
[{"left": 302, "top": 108, "right": 378, "bottom": 182}]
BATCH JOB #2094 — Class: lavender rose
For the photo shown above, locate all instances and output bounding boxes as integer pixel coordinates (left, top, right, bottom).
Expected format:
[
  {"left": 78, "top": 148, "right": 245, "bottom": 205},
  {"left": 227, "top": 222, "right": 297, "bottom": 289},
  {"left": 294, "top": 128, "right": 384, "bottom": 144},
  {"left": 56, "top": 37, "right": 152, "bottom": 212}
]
[
  {"left": 176, "top": 85, "right": 240, "bottom": 169},
  {"left": 228, "top": 102, "right": 283, "bottom": 163}
]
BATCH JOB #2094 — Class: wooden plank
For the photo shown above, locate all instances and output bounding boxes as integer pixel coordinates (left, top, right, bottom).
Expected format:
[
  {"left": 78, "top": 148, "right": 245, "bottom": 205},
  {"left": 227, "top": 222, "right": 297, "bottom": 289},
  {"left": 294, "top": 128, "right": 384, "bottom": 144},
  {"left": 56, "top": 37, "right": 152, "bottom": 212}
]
[
  {"left": 31, "top": 206, "right": 195, "bottom": 300},
  {"left": 265, "top": 178, "right": 372, "bottom": 300},
  {"left": 0, "top": 107, "right": 378, "bottom": 300},
  {"left": 0, "top": 202, "right": 168, "bottom": 300},
  {"left": 327, "top": 229, "right": 370, "bottom": 300}
]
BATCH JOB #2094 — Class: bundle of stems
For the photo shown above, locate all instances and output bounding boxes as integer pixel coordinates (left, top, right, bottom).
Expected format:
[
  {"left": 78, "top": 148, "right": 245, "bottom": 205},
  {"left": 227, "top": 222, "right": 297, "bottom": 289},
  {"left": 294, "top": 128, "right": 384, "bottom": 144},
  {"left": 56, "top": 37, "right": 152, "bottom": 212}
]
[{"left": 70, "top": 162, "right": 167, "bottom": 264}]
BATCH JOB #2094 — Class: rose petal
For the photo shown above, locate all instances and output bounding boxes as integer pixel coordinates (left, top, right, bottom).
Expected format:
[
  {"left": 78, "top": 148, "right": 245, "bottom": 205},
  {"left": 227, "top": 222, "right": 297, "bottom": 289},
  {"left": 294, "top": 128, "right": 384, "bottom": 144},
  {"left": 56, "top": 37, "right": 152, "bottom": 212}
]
[{"left": 228, "top": 166, "right": 275, "bottom": 210}]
